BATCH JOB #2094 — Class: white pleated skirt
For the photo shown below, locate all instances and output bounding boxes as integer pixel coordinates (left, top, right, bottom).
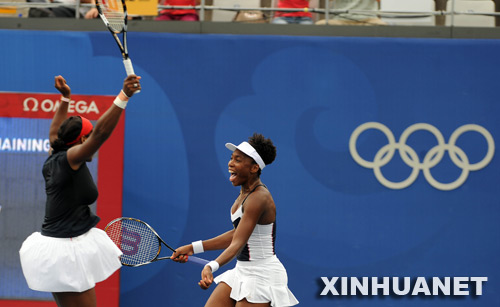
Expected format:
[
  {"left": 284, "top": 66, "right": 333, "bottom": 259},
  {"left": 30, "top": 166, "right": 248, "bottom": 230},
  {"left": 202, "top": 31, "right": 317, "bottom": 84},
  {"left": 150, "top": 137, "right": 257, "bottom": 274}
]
[
  {"left": 214, "top": 255, "right": 299, "bottom": 307},
  {"left": 19, "top": 227, "right": 122, "bottom": 293}
]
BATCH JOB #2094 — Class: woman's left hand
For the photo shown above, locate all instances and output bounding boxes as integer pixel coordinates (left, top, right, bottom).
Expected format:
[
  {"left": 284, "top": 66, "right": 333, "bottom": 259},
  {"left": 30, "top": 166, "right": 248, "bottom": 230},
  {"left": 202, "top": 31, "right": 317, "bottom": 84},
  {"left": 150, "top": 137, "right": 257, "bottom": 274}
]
[{"left": 199, "top": 266, "right": 214, "bottom": 290}]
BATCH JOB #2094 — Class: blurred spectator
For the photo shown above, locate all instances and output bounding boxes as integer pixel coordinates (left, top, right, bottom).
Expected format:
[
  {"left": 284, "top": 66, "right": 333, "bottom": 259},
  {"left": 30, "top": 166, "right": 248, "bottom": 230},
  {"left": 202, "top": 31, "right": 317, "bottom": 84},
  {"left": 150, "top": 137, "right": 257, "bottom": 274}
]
[
  {"left": 233, "top": 10, "right": 268, "bottom": 23},
  {"left": 156, "top": 0, "right": 199, "bottom": 21},
  {"left": 272, "top": 0, "right": 315, "bottom": 24},
  {"left": 316, "top": 0, "right": 385, "bottom": 25},
  {"left": 84, "top": 1, "right": 98, "bottom": 19},
  {"left": 0, "top": 0, "right": 29, "bottom": 17},
  {"left": 28, "top": 0, "right": 97, "bottom": 18}
]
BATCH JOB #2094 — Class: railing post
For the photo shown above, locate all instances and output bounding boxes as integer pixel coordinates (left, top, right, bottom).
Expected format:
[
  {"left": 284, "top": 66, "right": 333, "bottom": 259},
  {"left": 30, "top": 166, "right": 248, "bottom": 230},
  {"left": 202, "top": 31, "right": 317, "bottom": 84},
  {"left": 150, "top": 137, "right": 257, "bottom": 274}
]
[
  {"left": 325, "top": 0, "right": 330, "bottom": 25},
  {"left": 75, "top": 0, "right": 81, "bottom": 19},
  {"left": 450, "top": 0, "right": 455, "bottom": 27},
  {"left": 200, "top": 0, "right": 205, "bottom": 21}
]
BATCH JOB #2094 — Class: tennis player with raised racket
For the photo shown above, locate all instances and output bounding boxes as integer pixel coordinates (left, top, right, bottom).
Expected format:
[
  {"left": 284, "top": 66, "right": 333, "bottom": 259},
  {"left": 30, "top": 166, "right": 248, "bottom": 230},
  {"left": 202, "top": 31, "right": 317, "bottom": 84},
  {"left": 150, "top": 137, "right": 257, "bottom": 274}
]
[
  {"left": 19, "top": 74, "right": 141, "bottom": 307},
  {"left": 172, "top": 133, "right": 299, "bottom": 307}
]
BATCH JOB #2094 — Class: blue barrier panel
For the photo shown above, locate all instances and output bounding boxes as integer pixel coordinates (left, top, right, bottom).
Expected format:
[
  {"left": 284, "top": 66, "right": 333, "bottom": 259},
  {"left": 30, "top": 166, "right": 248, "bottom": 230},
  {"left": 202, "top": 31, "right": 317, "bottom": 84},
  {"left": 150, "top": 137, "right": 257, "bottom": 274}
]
[{"left": 0, "top": 29, "right": 499, "bottom": 307}]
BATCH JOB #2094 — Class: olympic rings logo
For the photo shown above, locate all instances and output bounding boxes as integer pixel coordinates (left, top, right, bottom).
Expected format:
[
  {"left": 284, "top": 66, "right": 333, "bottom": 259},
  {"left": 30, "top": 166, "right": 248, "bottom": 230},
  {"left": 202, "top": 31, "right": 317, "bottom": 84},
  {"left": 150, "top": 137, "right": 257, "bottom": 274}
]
[{"left": 349, "top": 122, "right": 495, "bottom": 191}]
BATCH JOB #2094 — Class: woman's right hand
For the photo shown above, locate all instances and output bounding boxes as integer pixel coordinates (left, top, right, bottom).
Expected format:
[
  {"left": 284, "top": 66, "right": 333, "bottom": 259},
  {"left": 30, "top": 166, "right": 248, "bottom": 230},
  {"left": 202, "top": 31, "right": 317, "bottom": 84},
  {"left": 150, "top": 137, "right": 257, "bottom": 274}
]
[
  {"left": 171, "top": 244, "right": 193, "bottom": 263},
  {"left": 123, "top": 75, "right": 141, "bottom": 97},
  {"left": 54, "top": 75, "right": 71, "bottom": 98}
]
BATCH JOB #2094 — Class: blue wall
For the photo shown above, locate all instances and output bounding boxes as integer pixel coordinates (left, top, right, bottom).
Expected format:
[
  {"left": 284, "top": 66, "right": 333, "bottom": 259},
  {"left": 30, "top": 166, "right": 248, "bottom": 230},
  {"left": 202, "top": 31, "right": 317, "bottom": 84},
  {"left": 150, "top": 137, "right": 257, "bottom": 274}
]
[{"left": 1, "top": 29, "right": 499, "bottom": 306}]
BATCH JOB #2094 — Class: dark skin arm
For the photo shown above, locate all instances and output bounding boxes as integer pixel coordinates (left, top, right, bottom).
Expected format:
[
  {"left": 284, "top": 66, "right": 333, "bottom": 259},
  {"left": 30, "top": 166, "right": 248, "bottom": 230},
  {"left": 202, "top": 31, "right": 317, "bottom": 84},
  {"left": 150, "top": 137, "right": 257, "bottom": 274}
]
[
  {"left": 51, "top": 74, "right": 141, "bottom": 170},
  {"left": 171, "top": 229, "right": 235, "bottom": 262},
  {"left": 173, "top": 187, "right": 273, "bottom": 290},
  {"left": 198, "top": 195, "right": 266, "bottom": 289},
  {"left": 199, "top": 185, "right": 276, "bottom": 289},
  {"left": 50, "top": 76, "right": 71, "bottom": 145},
  {"left": 170, "top": 194, "right": 268, "bottom": 289}
]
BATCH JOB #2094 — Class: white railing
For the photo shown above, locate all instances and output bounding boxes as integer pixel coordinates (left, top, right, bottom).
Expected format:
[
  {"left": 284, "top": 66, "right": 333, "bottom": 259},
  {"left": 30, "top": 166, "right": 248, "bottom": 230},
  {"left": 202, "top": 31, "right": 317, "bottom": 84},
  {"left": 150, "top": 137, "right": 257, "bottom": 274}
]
[{"left": 0, "top": 1, "right": 498, "bottom": 26}]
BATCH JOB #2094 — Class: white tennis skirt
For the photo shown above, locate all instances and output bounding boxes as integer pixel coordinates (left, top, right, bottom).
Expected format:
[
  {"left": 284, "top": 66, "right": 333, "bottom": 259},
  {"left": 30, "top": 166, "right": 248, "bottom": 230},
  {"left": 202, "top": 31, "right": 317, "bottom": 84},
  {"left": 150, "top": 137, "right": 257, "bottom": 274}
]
[
  {"left": 214, "top": 255, "right": 299, "bottom": 307},
  {"left": 19, "top": 227, "right": 122, "bottom": 293}
]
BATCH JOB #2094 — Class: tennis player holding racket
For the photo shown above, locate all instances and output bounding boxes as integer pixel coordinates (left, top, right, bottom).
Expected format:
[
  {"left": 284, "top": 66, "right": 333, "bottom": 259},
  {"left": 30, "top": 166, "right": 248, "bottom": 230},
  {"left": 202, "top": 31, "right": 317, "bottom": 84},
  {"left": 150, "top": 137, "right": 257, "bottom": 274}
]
[
  {"left": 172, "top": 133, "right": 299, "bottom": 307},
  {"left": 19, "top": 74, "right": 141, "bottom": 307}
]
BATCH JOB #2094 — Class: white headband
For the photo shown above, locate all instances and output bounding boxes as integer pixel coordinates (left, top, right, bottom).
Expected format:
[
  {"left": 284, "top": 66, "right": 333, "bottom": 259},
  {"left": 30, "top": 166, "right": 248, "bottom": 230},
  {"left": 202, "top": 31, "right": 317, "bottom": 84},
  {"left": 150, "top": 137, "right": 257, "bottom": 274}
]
[{"left": 225, "top": 141, "right": 266, "bottom": 170}]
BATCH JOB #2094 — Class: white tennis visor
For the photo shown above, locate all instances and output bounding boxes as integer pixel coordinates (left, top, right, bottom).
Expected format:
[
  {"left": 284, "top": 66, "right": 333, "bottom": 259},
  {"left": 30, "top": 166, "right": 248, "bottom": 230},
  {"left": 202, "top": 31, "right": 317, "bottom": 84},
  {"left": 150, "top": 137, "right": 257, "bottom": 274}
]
[{"left": 225, "top": 141, "right": 266, "bottom": 170}]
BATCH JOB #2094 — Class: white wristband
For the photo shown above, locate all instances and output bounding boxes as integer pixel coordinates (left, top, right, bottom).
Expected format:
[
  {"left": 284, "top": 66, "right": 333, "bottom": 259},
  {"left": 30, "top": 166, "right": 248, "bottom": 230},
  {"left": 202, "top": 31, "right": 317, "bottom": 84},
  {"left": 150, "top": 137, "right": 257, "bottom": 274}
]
[
  {"left": 206, "top": 260, "right": 219, "bottom": 273},
  {"left": 121, "top": 89, "right": 130, "bottom": 98},
  {"left": 61, "top": 97, "right": 70, "bottom": 103},
  {"left": 113, "top": 96, "right": 128, "bottom": 109},
  {"left": 192, "top": 240, "right": 204, "bottom": 254}
]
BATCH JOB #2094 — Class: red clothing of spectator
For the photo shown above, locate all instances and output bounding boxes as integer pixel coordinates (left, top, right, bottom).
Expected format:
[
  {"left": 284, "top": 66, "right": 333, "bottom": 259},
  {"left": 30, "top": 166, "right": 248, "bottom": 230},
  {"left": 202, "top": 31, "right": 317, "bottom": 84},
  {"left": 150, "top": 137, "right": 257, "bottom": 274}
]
[
  {"left": 159, "top": 0, "right": 197, "bottom": 16},
  {"left": 275, "top": 0, "right": 312, "bottom": 18}
]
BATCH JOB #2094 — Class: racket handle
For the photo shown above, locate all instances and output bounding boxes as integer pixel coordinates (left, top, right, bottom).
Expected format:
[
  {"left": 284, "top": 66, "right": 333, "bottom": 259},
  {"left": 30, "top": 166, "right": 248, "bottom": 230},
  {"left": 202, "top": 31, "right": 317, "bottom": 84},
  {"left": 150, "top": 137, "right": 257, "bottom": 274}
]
[
  {"left": 123, "top": 58, "right": 140, "bottom": 94},
  {"left": 188, "top": 256, "right": 210, "bottom": 266}
]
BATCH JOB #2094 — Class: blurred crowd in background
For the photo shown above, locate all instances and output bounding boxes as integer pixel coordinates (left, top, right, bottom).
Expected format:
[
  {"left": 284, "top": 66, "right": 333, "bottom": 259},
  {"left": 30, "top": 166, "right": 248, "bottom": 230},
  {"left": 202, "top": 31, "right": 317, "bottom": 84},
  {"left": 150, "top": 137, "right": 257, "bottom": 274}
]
[{"left": 0, "top": 0, "right": 499, "bottom": 27}]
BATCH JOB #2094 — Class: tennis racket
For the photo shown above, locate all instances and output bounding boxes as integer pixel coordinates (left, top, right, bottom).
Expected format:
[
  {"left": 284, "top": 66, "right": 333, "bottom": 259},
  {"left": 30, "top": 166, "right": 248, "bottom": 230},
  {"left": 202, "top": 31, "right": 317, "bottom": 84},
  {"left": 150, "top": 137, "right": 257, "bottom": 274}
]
[
  {"left": 105, "top": 217, "right": 209, "bottom": 267},
  {"left": 95, "top": 0, "right": 140, "bottom": 93}
]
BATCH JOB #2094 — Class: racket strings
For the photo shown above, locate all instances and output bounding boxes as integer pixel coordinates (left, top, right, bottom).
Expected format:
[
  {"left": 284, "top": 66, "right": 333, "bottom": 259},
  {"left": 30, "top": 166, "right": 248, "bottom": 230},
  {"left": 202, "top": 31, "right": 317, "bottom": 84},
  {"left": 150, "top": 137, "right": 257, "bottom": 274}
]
[
  {"left": 106, "top": 219, "right": 160, "bottom": 266},
  {"left": 99, "top": 0, "right": 125, "bottom": 31},
  {"left": 103, "top": 11, "right": 125, "bottom": 32}
]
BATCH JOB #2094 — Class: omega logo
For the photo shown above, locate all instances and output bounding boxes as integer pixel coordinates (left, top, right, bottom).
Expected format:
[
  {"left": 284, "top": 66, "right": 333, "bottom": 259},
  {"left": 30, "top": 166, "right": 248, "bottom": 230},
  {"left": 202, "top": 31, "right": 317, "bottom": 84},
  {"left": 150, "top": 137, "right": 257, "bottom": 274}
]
[{"left": 23, "top": 97, "right": 100, "bottom": 114}]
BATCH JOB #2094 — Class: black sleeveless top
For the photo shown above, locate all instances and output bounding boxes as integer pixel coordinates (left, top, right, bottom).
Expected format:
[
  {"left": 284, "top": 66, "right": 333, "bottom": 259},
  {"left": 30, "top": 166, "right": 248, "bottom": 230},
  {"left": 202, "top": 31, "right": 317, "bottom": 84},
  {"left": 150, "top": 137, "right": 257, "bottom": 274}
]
[{"left": 41, "top": 151, "right": 100, "bottom": 238}]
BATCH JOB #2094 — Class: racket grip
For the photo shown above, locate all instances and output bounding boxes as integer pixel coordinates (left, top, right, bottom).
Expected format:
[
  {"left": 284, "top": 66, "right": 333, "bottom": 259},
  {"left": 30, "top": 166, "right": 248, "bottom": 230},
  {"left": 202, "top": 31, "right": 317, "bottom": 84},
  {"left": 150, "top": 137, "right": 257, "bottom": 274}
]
[
  {"left": 188, "top": 256, "right": 210, "bottom": 266},
  {"left": 123, "top": 58, "right": 140, "bottom": 94}
]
